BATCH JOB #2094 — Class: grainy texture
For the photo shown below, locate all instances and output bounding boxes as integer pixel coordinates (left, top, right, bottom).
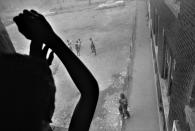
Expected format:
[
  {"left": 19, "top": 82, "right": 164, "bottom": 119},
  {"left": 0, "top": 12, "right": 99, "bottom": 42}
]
[{"left": 150, "top": 0, "right": 195, "bottom": 130}]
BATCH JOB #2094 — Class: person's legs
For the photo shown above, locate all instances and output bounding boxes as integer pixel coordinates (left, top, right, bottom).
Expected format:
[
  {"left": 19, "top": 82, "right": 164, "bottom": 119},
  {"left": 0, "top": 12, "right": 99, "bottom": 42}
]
[
  {"left": 78, "top": 46, "right": 80, "bottom": 56},
  {"left": 123, "top": 104, "right": 130, "bottom": 119},
  {"left": 94, "top": 47, "right": 96, "bottom": 56},
  {"left": 76, "top": 45, "right": 79, "bottom": 56},
  {"left": 91, "top": 45, "right": 93, "bottom": 53},
  {"left": 119, "top": 105, "right": 124, "bottom": 118}
]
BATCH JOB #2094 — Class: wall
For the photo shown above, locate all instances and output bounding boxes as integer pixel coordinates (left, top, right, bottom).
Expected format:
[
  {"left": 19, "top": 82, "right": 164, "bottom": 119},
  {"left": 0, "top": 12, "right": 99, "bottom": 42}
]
[
  {"left": 0, "top": 18, "right": 15, "bottom": 54},
  {"left": 149, "top": 0, "right": 195, "bottom": 131}
]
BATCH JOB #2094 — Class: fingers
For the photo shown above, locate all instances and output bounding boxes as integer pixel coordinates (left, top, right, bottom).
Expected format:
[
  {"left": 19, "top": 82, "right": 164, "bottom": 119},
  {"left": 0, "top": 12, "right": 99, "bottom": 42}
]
[
  {"left": 13, "top": 13, "right": 31, "bottom": 38},
  {"left": 14, "top": 9, "right": 41, "bottom": 23},
  {"left": 30, "top": 10, "right": 43, "bottom": 18},
  {"left": 42, "top": 45, "right": 49, "bottom": 58},
  {"left": 22, "top": 10, "right": 35, "bottom": 20},
  {"left": 23, "top": 10, "right": 33, "bottom": 16},
  {"left": 14, "top": 9, "right": 53, "bottom": 43},
  {"left": 47, "top": 51, "right": 54, "bottom": 66},
  {"left": 42, "top": 45, "right": 54, "bottom": 66},
  {"left": 13, "top": 9, "right": 40, "bottom": 40},
  {"left": 13, "top": 13, "right": 24, "bottom": 26},
  {"left": 24, "top": 9, "right": 44, "bottom": 20},
  {"left": 14, "top": 11, "right": 31, "bottom": 36},
  {"left": 13, "top": 14, "right": 20, "bottom": 24}
]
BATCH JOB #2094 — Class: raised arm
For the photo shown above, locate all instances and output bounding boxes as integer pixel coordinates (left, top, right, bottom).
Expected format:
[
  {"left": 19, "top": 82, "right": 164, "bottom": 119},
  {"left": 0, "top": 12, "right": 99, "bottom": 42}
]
[
  {"left": 13, "top": 10, "right": 99, "bottom": 131},
  {"left": 48, "top": 33, "right": 99, "bottom": 131}
]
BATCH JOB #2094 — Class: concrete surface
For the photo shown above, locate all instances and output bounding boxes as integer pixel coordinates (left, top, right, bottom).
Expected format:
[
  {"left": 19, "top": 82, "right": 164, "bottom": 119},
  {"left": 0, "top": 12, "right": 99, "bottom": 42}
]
[{"left": 124, "top": 1, "right": 160, "bottom": 131}]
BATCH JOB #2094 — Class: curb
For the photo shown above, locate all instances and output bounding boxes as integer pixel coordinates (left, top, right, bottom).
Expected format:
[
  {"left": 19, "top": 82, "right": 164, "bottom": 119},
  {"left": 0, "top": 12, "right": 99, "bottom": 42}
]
[{"left": 147, "top": 1, "right": 168, "bottom": 131}]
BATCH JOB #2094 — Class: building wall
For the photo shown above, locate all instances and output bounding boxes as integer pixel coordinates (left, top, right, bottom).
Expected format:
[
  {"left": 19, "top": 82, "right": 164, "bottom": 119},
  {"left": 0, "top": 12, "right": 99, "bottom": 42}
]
[
  {"left": 0, "top": 18, "right": 15, "bottom": 54},
  {"left": 179, "top": 0, "right": 195, "bottom": 113},
  {"left": 149, "top": 0, "right": 195, "bottom": 131},
  {"left": 175, "top": 0, "right": 195, "bottom": 110}
]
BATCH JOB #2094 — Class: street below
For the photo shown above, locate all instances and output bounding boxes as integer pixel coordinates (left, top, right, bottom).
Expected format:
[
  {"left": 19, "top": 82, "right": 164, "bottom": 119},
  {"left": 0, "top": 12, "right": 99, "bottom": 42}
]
[{"left": 6, "top": 0, "right": 136, "bottom": 130}]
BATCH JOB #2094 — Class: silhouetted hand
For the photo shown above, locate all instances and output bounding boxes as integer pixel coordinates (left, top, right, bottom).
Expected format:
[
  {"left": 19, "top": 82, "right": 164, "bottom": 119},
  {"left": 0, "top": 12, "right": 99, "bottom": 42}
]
[{"left": 13, "top": 10, "right": 55, "bottom": 44}]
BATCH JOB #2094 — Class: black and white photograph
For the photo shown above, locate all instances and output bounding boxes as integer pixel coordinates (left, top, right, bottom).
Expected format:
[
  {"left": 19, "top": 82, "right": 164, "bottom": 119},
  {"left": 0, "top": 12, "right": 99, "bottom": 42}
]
[{"left": 0, "top": 0, "right": 194, "bottom": 131}]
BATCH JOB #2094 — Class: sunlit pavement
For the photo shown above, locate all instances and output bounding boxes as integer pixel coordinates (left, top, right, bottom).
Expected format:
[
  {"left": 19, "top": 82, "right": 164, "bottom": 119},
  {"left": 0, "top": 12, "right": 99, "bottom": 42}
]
[{"left": 124, "top": 0, "right": 160, "bottom": 131}]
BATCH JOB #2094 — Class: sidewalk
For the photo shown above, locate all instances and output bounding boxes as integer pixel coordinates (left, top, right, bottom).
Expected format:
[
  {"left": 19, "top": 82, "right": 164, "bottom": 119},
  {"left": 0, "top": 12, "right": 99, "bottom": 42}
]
[{"left": 124, "top": 1, "right": 160, "bottom": 131}]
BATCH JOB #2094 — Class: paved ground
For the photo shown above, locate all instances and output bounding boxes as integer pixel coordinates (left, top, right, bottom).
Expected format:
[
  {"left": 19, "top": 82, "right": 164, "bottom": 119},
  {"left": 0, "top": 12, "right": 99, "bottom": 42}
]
[{"left": 124, "top": 1, "right": 160, "bottom": 131}]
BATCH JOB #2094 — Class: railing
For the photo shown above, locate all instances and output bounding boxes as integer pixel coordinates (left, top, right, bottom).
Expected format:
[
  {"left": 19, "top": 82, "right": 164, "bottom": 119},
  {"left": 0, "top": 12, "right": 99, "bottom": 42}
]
[{"left": 172, "top": 120, "right": 181, "bottom": 131}]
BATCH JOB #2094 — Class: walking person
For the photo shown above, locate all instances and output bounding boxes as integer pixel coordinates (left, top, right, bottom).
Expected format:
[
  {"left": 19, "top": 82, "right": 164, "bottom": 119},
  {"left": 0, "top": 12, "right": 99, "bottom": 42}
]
[
  {"left": 67, "top": 40, "right": 73, "bottom": 51},
  {"left": 119, "top": 93, "right": 130, "bottom": 120},
  {"left": 75, "top": 40, "right": 80, "bottom": 56},
  {"left": 78, "top": 38, "right": 82, "bottom": 50},
  {"left": 90, "top": 38, "right": 96, "bottom": 56}
]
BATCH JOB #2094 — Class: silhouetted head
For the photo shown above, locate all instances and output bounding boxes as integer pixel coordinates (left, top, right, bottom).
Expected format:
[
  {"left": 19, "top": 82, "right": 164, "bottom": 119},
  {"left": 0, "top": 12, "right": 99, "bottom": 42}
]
[
  {"left": 0, "top": 53, "right": 56, "bottom": 131},
  {"left": 120, "top": 93, "right": 125, "bottom": 99}
]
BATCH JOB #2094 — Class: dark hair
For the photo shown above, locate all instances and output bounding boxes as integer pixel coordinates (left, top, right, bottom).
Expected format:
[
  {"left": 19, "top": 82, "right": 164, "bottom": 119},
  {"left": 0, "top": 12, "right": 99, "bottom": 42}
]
[
  {"left": 0, "top": 53, "right": 56, "bottom": 131},
  {"left": 120, "top": 93, "right": 125, "bottom": 99}
]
